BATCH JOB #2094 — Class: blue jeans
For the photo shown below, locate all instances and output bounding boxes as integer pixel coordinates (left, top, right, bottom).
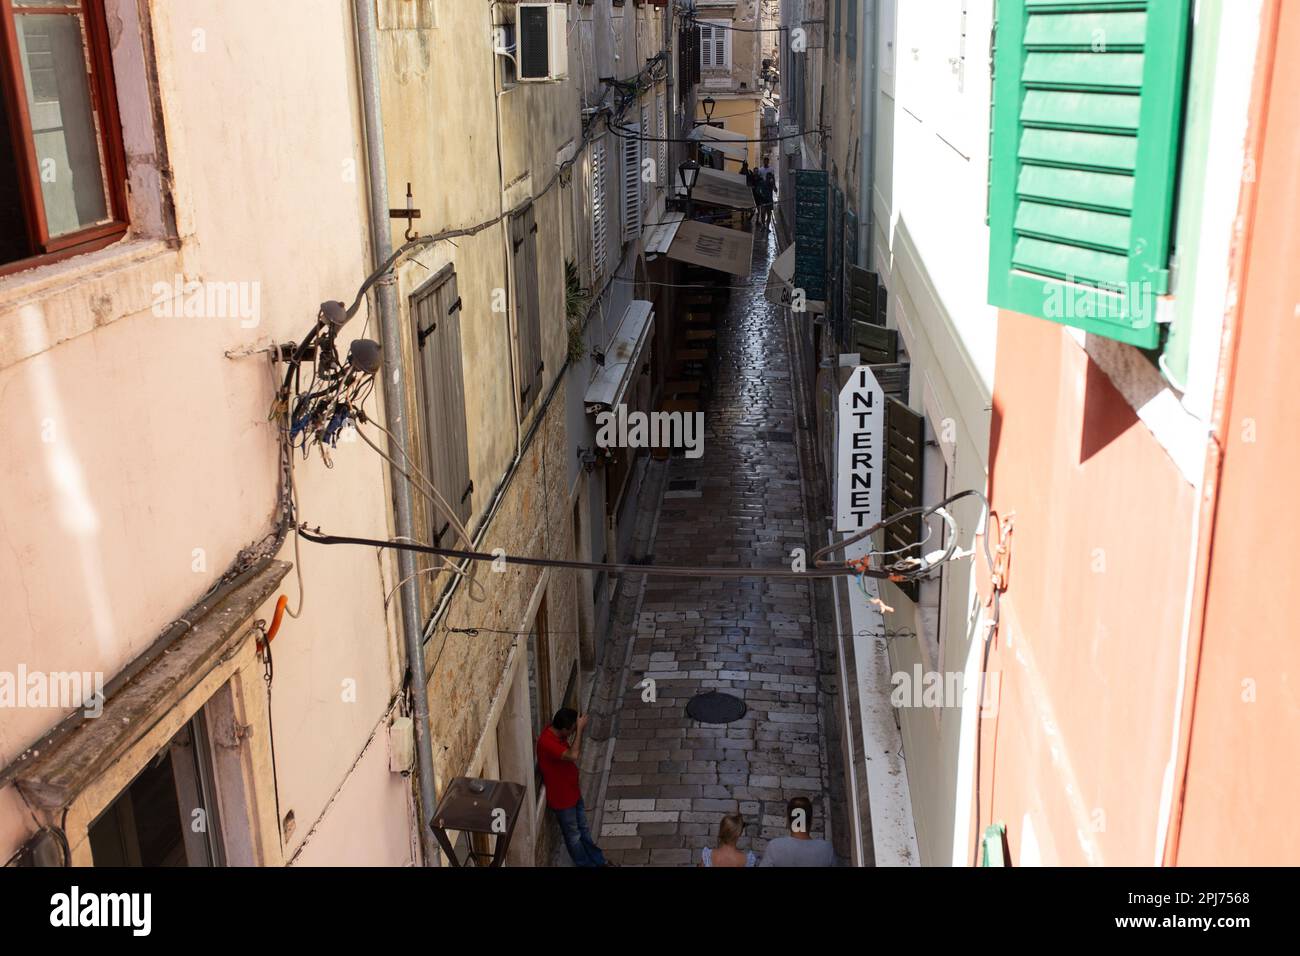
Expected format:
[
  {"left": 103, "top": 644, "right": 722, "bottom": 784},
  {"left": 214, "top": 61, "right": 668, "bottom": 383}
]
[{"left": 554, "top": 799, "right": 607, "bottom": 867}]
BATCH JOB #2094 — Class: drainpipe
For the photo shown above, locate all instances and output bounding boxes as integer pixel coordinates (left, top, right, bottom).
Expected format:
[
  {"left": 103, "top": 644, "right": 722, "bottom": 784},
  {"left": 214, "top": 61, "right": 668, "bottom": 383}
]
[
  {"left": 859, "top": 0, "right": 878, "bottom": 270},
  {"left": 352, "top": 0, "right": 440, "bottom": 867}
]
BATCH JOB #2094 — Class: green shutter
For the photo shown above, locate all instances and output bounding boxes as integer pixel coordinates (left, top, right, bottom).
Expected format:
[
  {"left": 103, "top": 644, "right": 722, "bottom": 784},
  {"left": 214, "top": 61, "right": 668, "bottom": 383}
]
[{"left": 987, "top": 0, "right": 1191, "bottom": 348}]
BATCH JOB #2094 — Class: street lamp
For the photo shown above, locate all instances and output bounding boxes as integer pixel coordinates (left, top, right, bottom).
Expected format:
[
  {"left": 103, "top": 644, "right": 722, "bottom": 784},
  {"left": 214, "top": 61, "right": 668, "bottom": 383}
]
[
  {"left": 701, "top": 96, "right": 717, "bottom": 123},
  {"left": 678, "top": 159, "right": 700, "bottom": 219}
]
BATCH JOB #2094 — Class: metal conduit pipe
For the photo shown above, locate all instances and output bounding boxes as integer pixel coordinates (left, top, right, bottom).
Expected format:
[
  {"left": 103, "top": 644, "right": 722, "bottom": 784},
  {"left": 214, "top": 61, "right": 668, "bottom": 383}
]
[{"left": 352, "top": 0, "right": 440, "bottom": 867}]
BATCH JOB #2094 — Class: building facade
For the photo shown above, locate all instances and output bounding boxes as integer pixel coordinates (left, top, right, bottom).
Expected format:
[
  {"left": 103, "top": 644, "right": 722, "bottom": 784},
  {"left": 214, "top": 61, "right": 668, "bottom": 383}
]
[
  {"left": 1, "top": 0, "right": 692, "bottom": 869},
  {"left": 781, "top": 0, "right": 1300, "bottom": 867}
]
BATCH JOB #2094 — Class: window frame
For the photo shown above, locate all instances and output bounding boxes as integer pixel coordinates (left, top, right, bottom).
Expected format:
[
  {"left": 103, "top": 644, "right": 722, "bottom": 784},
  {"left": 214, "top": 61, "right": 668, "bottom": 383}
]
[
  {"left": 698, "top": 19, "right": 731, "bottom": 71},
  {"left": 0, "top": 0, "right": 130, "bottom": 277}
]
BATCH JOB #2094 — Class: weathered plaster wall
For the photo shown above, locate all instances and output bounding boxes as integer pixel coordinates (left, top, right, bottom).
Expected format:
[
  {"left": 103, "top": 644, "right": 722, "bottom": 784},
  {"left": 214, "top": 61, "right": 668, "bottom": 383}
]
[{"left": 0, "top": 0, "right": 410, "bottom": 866}]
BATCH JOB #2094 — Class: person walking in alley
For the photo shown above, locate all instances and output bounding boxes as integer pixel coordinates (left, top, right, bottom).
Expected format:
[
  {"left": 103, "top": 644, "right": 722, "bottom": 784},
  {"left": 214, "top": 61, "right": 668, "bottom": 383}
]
[
  {"left": 756, "top": 155, "right": 777, "bottom": 231},
  {"left": 759, "top": 797, "right": 835, "bottom": 867},
  {"left": 537, "top": 708, "right": 612, "bottom": 867},
  {"left": 700, "top": 812, "right": 758, "bottom": 867}
]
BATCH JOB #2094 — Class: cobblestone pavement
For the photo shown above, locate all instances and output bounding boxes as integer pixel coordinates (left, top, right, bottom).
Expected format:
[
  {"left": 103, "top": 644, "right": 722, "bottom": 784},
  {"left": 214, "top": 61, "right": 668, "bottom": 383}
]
[{"left": 595, "top": 228, "right": 836, "bottom": 867}]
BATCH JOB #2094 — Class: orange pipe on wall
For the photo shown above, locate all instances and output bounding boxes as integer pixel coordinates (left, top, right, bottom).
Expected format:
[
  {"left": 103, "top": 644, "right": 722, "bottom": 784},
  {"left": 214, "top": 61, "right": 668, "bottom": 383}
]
[{"left": 264, "top": 594, "right": 289, "bottom": 645}]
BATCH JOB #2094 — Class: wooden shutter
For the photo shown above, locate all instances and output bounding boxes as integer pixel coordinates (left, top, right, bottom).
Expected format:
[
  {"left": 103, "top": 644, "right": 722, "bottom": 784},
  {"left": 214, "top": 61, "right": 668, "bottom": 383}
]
[
  {"left": 848, "top": 266, "right": 874, "bottom": 322},
  {"left": 412, "top": 269, "right": 473, "bottom": 545},
  {"left": 794, "top": 169, "right": 829, "bottom": 301},
  {"left": 853, "top": 323, "right": 898, "bottom": 366},
  {"left": 657, "top": 94, "right": 668, "bottom": 186},
  {"left": 512, "top": 206, "right": 544, "bottom": 409},
  {"left": 987, "top": 0, "right": 1192, "bottom": 348},
  {"left": 622, "top": 123, "right": 642, "bottom": 241},
  {"left": 681, "top": 23, "right": 701, "bottom": 93},
  {"left": 640, "top": 105, "right": 651, "bottom": 208},
  {"left": 848, "top": 0, "right": 858, "bottom": 59},
  {"left": 884, "top": 399, "right": 924, "bottom": 602},
  {"left": 591, "top": 139, "right": 608, "bottom": 278}
]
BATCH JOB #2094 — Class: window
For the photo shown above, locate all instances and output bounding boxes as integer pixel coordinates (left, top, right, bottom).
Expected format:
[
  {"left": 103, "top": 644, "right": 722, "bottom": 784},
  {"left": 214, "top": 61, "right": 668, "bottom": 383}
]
[
  {"left": 526, "top": 598, "right": 551, "bottom": 793},
  {"left": 986, "top": 0, "right": 1192, "bottom": 349},
  {"left": 0, "top": 0, "right": 128, "bottom": 273},
  {"left": 698, "top": 20, "right": 730, "bottom": 70},
  {"left": 590, "top": 137, "right": 608, "bottom": 278},
  {"left": 411, "top": 266, "right": 473, "bottom": 545},
  {"left": 88, "top": 713, "right": 223, "bottom": 866},
  {"left": 622, "top": 120, "right": 641, "bottom": 242},
  {"left": 510, "top": 204, "right": 544, "bottom": 410},
  {"left": 833, "top": 0, "right": 841, "bottom": 56}
]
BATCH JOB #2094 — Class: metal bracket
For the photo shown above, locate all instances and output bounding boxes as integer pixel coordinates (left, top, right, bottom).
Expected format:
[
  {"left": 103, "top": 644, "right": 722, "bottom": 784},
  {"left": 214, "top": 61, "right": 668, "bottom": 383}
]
[{"left": 389, "top": 181, "right": 422, "bottom": 241}]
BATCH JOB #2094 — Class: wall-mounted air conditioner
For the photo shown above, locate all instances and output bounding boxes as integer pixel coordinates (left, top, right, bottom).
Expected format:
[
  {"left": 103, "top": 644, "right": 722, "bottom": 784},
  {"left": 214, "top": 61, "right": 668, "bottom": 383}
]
[{"left": 517, "top": 3, "right": 569, "bottom": 82}]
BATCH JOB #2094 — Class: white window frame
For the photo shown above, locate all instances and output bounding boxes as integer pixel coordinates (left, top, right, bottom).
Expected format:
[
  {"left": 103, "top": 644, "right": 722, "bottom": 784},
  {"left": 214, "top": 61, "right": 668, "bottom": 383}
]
[{"left": 699, "top": 20, "right": 732, "bottom": 70}]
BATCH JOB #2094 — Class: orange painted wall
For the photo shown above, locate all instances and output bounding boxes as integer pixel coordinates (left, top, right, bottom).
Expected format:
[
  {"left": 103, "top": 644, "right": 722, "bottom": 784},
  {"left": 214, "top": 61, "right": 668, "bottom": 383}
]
[
  {"left": 981, "top": 314, "right": 1198, "bottom": 864},
  {"left": 1173, "top": 1, "right": 1300, "bottom": 866}
]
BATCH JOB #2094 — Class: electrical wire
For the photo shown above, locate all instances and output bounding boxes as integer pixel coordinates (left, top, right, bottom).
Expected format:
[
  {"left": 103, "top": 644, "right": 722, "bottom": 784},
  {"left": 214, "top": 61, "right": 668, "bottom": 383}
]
[
  {"left": 609, "top": 121, "right": 825, "bottom": 146},
  {"left": 296, "top": 524, "right": 960, "bottom": 582}
]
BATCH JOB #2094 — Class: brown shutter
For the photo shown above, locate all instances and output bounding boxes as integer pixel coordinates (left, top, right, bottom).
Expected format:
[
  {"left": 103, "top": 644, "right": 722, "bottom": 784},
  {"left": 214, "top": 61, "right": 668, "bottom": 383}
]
[
  {"left": 511, "top": 206, "right": 544, "bottom": 410},
  {"left": 413, "top": 269, "right": 472, "bottom": 546},
  {"left": 884, "top": 398, "right": 924, "bottom": 602}
]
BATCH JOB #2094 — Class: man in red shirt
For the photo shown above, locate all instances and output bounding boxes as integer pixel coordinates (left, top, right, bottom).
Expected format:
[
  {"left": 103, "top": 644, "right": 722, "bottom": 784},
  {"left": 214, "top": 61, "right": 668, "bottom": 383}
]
[{"left": 537, "top": 708, "right": 610, "bottom": 867}]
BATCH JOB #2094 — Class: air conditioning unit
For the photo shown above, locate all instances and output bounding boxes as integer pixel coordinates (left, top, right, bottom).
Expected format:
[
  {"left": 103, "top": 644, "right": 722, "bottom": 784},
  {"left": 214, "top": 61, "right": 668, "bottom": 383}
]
[{"left": 517, "top": 3, "right": 569, "bottom": 82}]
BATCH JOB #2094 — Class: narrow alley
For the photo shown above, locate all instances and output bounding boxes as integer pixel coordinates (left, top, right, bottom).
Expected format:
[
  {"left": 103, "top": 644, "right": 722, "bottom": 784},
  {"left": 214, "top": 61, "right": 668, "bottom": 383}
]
[
  {"left": 1, "top": 0, "right": 1296, "bottom": 921},
  {"left": 584, "top": 229, "right": 841, "bottom": 867}
]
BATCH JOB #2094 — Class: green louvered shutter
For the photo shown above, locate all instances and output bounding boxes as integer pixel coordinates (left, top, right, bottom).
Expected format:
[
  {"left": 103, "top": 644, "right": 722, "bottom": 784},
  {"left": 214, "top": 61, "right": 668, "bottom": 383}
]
[{"left": 987, "top": 0, "right": 1192, "bottom": 348}]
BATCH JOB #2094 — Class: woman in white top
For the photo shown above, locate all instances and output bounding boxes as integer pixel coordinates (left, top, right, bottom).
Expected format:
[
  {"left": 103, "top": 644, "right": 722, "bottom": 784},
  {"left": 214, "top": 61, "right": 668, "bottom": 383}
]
[{"left": 700, "top": 812, "right": 757, "bottom": 867}]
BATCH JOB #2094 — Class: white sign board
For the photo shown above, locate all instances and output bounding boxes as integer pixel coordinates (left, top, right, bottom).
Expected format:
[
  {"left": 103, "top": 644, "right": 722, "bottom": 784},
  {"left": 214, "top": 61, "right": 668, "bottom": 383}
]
[{"left": 836, "top": 365, "right": 885, "bottom": 532}]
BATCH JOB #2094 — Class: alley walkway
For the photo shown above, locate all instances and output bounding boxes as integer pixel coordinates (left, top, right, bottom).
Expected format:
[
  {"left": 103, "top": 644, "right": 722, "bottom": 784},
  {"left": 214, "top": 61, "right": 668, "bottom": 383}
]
[{"left": 592, "top": 228, "right": 837, "bottom": 867}]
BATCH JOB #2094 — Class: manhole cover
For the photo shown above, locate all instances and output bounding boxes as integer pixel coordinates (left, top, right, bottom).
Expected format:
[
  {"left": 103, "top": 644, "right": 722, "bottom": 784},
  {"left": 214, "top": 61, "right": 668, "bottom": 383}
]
[
  {"left": 668, "top": 478, "right": 700, "bottom": 491},
  {"left": 757, "top": 430, "right": 794, "bottom": 443},
  {"left": 686, "top": 692, "right": 748, "bottom": 724}
]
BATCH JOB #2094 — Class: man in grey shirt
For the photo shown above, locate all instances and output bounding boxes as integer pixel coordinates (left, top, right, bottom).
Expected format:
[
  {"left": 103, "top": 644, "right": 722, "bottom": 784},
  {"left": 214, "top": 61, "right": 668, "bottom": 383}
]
[{"left": 760, "top": 797, "right": 836, "bottom": 866}]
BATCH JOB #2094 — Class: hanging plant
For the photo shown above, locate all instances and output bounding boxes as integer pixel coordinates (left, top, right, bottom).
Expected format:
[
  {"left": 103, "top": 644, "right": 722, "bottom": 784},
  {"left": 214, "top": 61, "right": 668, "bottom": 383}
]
[{"left": 565, "top": 259, "right": 591, "bottom": 364}]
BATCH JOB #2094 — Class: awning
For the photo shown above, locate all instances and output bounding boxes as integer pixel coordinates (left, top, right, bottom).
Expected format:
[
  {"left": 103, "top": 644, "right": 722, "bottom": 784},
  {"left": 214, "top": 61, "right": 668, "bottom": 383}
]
[
  {"left": 764, "top": 243, "right": 825, "bottom": 313},
  {"left": 643, "top": 211, "right": 685, "bottom": 256},
  {"left": 667, "top": 220, "right": 754, "bottom": 277},
  {"left": 687, "top": 125, "right": 749, "bottom": 162},
  {"left": 584, "top": 300, "right": 655, "bottom": 411},
  {"left": 691, "top": 167, "right": 755, "bottom": 210}
]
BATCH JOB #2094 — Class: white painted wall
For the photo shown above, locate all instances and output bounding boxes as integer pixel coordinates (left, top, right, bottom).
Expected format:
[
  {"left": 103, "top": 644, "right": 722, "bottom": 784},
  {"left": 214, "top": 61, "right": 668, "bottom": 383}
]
[{"left": 869, "top": 0, "right": 997, "bottom": 866}]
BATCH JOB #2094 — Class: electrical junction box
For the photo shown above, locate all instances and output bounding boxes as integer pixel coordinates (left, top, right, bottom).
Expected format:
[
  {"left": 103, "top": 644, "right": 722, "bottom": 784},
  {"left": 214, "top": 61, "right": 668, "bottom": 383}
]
[
  {"left": 389, "top": 716, "right": 415, "bottom": 774},
  {"left": 517, "top": 3, "right": 569, "bottom": 82}
]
